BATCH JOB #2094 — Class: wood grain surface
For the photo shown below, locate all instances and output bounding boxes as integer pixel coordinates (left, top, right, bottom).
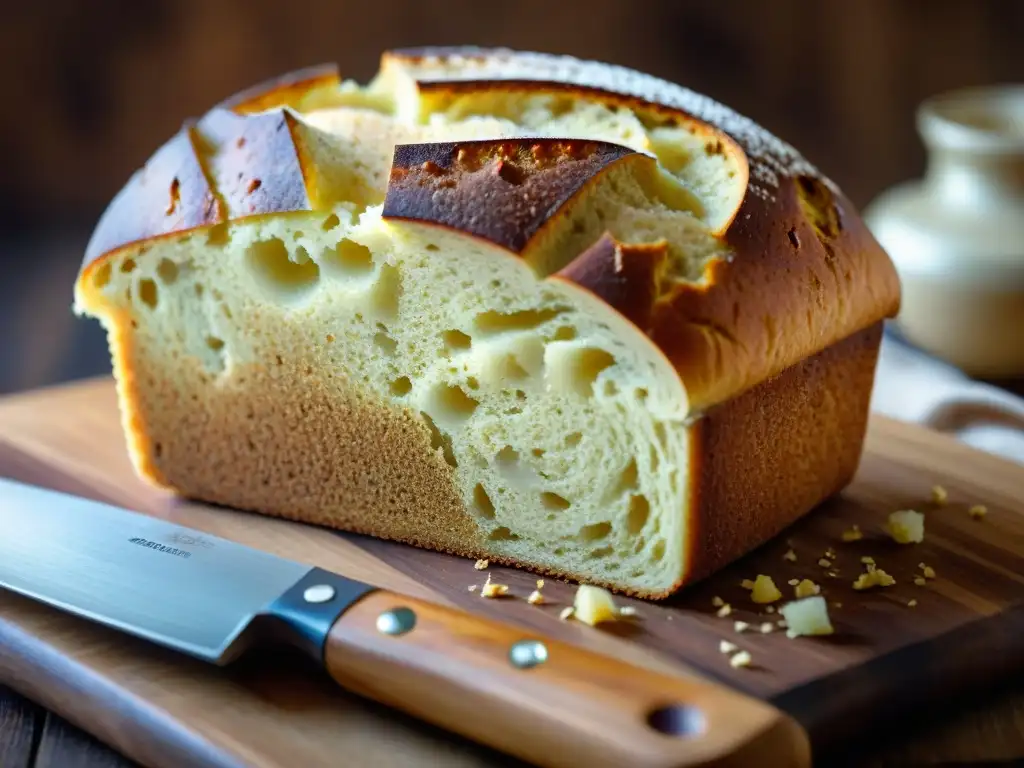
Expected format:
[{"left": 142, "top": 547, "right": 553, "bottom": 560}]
[{"left": 0, "top": 377, "right": 1023, "bottom": 768}]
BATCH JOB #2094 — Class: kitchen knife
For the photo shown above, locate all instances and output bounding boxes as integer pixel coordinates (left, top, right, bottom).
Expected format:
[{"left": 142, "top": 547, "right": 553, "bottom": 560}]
[{"left": 0, "top": 477, "right": 809, "bottom": 768}]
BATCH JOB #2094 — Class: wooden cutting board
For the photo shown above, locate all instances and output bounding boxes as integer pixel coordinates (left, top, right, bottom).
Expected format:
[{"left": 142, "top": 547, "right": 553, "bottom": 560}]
[{"left": 1, "top": 377, "right": 1023, "bottom": 768}]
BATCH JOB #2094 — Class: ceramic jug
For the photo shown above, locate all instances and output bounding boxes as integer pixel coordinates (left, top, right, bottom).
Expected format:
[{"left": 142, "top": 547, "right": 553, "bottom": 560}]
[{"left": 864, "top": 85, "right": 1024, "bottom": 378}]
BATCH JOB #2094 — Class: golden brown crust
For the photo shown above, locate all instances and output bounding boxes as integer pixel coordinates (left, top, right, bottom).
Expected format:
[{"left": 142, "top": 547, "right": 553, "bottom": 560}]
[
  {"left": 194, "top": 108, "right": 313, "bottom": 219},
  {"left": 216, "top": 63, "right": 341, "bottom": 114},
  {"left": 382, "top": 138, "right": 636, "bottom": 255},
  {"left": 81, "top": 128, "right": 224, "bottom": 275},
  {"left": 552, "top": 234, "right": 669, "bottom": 332},
  {"left": 682, "top": 321, "right": 883, "bottom": 586},
  {"left": 77, "top": 47, "right": 900, "bottom": 410}
]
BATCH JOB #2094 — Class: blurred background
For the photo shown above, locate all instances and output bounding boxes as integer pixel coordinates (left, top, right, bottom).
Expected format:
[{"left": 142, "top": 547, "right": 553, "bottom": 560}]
[{"left": 1, "top": 0, "right": 1023, "bottom": 395}]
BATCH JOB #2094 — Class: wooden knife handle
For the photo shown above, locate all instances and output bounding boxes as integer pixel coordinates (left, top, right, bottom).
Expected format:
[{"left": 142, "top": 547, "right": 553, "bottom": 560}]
[{"left": 323, "top": 590, "right": 811, "bottom": 768}]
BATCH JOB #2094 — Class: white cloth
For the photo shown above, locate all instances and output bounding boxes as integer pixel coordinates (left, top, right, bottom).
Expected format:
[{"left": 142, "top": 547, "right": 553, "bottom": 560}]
[{"left": 870, "top": 332, "right": 1024, "bottom": 464}]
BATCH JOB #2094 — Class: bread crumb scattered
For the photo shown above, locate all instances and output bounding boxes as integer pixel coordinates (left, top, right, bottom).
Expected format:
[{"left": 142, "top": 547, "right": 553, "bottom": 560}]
[
  {"left": 780, "top": 596, "right": 835, "bottom": 637},
  {"left": 969, "top": 504, "right": 988, "bottom": 520},
  {"left": 734, "top": 620, "right": 750, "bottom": 633},
  {"left": 619, "top": 606, "right": 638, "bottom": 618},
  {"left": 907, "top": 599, "right": 918, "bottom": 608},
  {"left": 824, "top": 548, "right": 837, "bottom": 559},
  {"left": 760, "top": 622, "right": 775, "bottom": 634},
  {"left": 765, "top": 605, "right": 775, "bottom": 614},
  {"left": 527, "top": 579, "right": 546, "bottom": 604},
  {"left": 794, "top": 579, "right": 821, "bottom": 599},
  {"left": 777, "top": 619, "right": 788, "bottom": 628},
  {"left": 920, "top": 563, "right": 937, "bottom": 579},
  {"left": 751, "top": 575, "right": 783, "bottom": 604},
  {"left": 853, "top": 568, "right": 896, "bottom": 590},
  {"left": 559, "top": 606, "right": 575, "bottom": 621},
  {"left": 887, "top": 509, "right": 925, "bottom": 544},
  {"left": 931, "top": 485, "right": 948, "bottom": 506},
  {"left": 783, "top": 549, "right": 798, "bottom": 562},
  {"left": 473, "top": 558, "right": 489, "bottom": 570},
  {"left": 913, "top": 576, "right": 927, "bottom": 586},
  {"left": 740, "top": 578, "right": 756, "bottom": 590},
  {"left": 711, "top": 596, "right": 725, "bottom": 608},
  {"left": 787, "top": 578, "right": 800, "bottom": 586},
  {"left": 480, "top": 574, "right": 509, "bottom": 598},
  {"left": 729, "top": 650, "right": 753, "bottom": 668},
  {"left": 841, "top": 525, "right": 863, "bottom": 542},
  {"left": 833, "top": 602, "right": 842, "bottom": 609},
  {"left": 818, "top": 558, "right": 832, "bottom": 568},
  {"left": 719, "top": 640, "right": 738, "bottom": 654},
  {"left": 861, "top": 556, "right": 875, "bottom": 565},
  {"left": 573, "top": 585, "right": 620, "bottom": 625},
  {"left": 716, "top": 603, "right": 733, "bottom": 618},
  {"left": 468, "top": 584, "right": 478, "bottom": 592}
]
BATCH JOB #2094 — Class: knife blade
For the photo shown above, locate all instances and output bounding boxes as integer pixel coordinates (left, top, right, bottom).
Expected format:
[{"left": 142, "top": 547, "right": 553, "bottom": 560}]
[{"left": 0, "top": 477, "right": 809, "bottom": 768}]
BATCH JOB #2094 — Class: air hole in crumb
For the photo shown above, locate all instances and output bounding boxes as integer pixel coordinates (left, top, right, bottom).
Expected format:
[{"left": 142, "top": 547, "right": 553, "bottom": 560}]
[
  {"left": 420, "top": 412, "right": 457, "bottom": 468},
  {"left": 627, "top": 494, "right": 650, "bottom": 535},
  {"left": 466, "top": 376, "right": 480, "bottom": 390},
  {"left": 589, "top": 546, "right": 614, "bottom": 559},
  {"left": 531, "top": 448, "right": 546, "bottom": 458},
  {"left": 472, "top": 484, "right": 496, "bottom": 519},
  {"left": 426, "top": 383, "right": 478, "bottom": 428},
  {"left": 442, "top": 329, "right": 472, "bottom": 352},
  {"left": 206, "top": 336, "right": 225, "bottom": 351},
  {"left": 323, "top": 238, "right": 373, "bottom": 277},
  {"left": 138, "top": 279, "right": 159, "bottom": 309},
  {"left": 245, "top": 237, "right": 320, "bottom": 300},
  {"left": 120, "top": 258, "right": 137, "bottom": 274},
  {"left": 541, "top": 492, "right": 571, "bottom": 511},
  {"left": 495, "top": 445, "right": 520, "bottom": 466},
  {"left": 474, "top": 307, "right": 565, "bottom": 334},
  {"left": 637, "top": 388, "right": 649, "bottom": 401},
  {"left": 546, "top": 346, "right": 616, "bottom": 397},
  {"left": 551, "top": 325, "right": 578, "bottom": 341},
  {"left": 322, "top": 213, "right": 340, "bottom": 231},
  {"left": 426, "top": 243, "right": 439, "bottom": 252},
  {"left": 489, "top": 526, "right": 519, "bottom": 541},
  {"left": 579, "top": 522, "right": 612, "bottom": 542},
  {"left": 651, "top": 539, "right": 666, "bottom": 562},
  {"left": 373, "top": 331, "right": 398, "bottom": 355},
  {"left": 390, "top": 376, "right": 412, "bottom": 396},
  {"left": 553, "top": 547, "right": 566, "bottom": 556},
  {"left": 368, "top": 263, "right": 402, "bottom": 320},
  {"left": 156, "top": 258, "right": 179, "bottom": 284},
  {"left": 325, "top": 334, "right": 335, "bottom": 343},
  {"left": 611, "top": 459, "right": 639, "bottom": 497},
  {"left": 603, "top": 380, "right": 619, "bottom": 396},
  {"left": 194, "top": 283, "right": 205, "bottom": 297},
  {"left": 92, "top": 262, "right": 112, "bottom": 289},
  {"left": 565, "top": 432, "right": 583, "bottom": 446}
]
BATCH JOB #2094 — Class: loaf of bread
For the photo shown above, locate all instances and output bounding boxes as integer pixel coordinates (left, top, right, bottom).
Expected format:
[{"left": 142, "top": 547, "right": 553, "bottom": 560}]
[{"left": 73, "top": 47, "right": 900, "bottom": 598}]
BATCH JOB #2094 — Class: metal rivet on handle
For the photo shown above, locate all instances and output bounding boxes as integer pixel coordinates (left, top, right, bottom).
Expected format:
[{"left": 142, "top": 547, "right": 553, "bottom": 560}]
[
  {"left": 377, "top": 607, "right": 417, "bottom": 636},
  {"left": 303, "top": 584, "right": 336, "bottom": 604},
  {"left": 509, "top": 639, "right": 548, "bottom": 669}
]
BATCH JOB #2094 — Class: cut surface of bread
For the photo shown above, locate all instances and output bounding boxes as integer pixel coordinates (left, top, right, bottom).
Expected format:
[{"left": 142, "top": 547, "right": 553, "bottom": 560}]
[{"left": 74, "top": 48, "right": 901, "bottom": 597}]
